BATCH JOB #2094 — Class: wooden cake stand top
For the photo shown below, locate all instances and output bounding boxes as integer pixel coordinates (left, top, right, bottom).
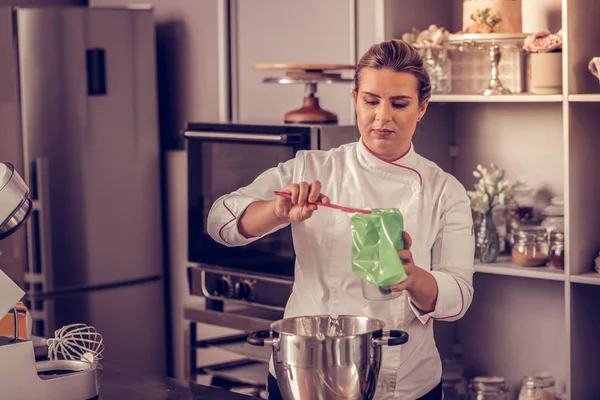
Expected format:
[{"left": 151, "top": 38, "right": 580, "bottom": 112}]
[{"left": 253, "top": 63, "right": 355, "bottom": 71}]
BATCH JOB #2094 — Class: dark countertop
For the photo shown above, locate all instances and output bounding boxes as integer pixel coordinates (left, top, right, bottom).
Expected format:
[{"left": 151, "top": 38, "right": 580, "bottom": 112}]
[
  {"left": 98, "top": 363, "right": 258, "bottom": 400},
  {"left": 29, "top": 336, "right": 258, "bottom": 399}
]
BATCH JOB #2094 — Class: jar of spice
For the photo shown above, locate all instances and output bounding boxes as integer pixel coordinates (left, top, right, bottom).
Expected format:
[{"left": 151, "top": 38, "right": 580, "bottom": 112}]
[
  {"left": 548, "top": 230, "right": 565, "bottom": 269},
  {"left": 469, "top": 376, "right": 508, "bottom": 400},
  {"left": 518, "top": 372, "right": 556, "bottom": 400},
  {"left": 512, "top": 227, "right": 549, "bottom": 267}
]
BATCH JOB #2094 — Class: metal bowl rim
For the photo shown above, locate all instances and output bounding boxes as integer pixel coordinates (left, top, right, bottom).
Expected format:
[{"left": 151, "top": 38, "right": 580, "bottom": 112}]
[{"left": 269, "top": 314, "right": 386, "bottom": 338}]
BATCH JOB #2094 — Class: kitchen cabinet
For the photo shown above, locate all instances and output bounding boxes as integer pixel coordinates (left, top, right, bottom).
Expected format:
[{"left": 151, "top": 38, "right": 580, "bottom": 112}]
[{"left": 366, "top": 0, "right": 599, "bottom": 398}]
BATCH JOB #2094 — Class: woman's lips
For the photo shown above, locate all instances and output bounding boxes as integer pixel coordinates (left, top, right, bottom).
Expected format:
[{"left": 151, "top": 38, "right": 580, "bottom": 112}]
[{"left": 372, "top": 128, "right": 394, "bottom": 137}]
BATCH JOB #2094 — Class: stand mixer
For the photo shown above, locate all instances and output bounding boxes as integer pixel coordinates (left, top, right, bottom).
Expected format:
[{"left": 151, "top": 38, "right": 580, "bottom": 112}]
[{"left": 0, "top": 162, "right": 100, "bottom": 400}]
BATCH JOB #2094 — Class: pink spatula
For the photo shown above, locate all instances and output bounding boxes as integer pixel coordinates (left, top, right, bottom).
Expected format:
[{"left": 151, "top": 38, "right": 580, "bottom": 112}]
[{"left": 273, "top": 191, "right": 371, "bottom": 214}]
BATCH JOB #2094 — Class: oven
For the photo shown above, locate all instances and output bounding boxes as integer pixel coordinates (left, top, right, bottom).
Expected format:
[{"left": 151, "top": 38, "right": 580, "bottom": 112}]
[{"left": 182, "top": 122, "right": 355, "bottom": 396}]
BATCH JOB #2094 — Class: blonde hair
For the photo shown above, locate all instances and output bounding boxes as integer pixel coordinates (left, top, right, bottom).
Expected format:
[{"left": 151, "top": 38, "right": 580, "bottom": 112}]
[{"left": 353, "top": 39, "right": 431, "bottom": 104}]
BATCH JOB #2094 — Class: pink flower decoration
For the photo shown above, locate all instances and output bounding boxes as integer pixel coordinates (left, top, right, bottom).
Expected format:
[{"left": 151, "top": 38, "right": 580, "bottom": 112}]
[{"left": 523, "top": 29, "right": 562, "bottom": 53}]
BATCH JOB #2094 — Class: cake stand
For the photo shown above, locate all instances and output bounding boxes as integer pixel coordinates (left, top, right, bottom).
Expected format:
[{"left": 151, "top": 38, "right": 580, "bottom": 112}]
[
  {"left": 447, "top": 33, "right": 528, "bottom": 95},
  {"left": 254, "top": 63, "right": 354, "bottom": 123}
]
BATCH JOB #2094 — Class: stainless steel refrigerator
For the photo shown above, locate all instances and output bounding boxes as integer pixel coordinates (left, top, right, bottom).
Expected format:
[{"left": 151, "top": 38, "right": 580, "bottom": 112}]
[{"left": 0, "top": 5, "right": 166, "bottom": 375}]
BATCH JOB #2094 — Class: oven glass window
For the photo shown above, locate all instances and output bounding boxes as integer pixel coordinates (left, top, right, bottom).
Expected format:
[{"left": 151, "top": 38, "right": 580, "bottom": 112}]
[{"left": 188, "top": 139, "right": 307, "bottom": 277}]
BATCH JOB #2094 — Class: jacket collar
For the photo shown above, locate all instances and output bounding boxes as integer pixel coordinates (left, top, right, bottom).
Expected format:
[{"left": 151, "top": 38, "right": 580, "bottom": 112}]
[{"left": 356, "top": 138, "right": 423, "bottom": 186}]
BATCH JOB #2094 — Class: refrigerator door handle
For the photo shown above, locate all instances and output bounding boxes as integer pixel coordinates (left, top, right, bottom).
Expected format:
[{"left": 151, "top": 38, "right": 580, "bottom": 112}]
[
  {"left": 27, "top": 158, "right": 53, "bottom": 284},
  {"left": 86, "top": 48, "right": 107, "bottom": 96},
  {"left": 25, "top": 157, "right": 54, "bottom": 333}
]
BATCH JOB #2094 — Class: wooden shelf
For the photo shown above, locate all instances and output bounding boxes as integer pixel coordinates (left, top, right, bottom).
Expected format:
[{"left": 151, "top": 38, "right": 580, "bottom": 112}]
[
  {"left": 568, "top": 94, "right": 600, "bottom": 102},
  {"left": 430, "top": 94, "right": 563, "bottom": 103},
  {"left": 570, "top": 272, "right": 600, "bottom": 285},
  {"left": 474, "top": 256, "right": 565, "bottom": 281}
]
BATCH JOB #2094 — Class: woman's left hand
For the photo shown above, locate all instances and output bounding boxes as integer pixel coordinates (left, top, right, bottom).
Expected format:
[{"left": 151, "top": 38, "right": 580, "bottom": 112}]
[
  {"left": 390, "top": 231, "right": 439, "bottom": 313},
  {"left": 390, "top": 231, "right": 418, "bottom": 292}
]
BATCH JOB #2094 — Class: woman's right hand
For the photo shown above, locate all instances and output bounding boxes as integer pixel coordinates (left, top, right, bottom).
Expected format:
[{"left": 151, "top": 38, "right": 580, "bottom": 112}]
[{"left": 273, "top": 181, "right": 330, "bottom": 222}]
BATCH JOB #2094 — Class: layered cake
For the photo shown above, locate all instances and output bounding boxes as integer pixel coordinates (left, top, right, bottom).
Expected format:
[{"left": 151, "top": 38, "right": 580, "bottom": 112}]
[{"left": 463, "top": 0, "right": 522, "bottom": 33}]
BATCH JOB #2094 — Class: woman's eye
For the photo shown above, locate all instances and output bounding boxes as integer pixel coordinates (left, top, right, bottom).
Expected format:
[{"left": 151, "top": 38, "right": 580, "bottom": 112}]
[
  {"left": 392, "top": 103, "right": 407, "bottom": 109},
  {"left": 365, "top": 100, "right": 378, "bottom": 106}
]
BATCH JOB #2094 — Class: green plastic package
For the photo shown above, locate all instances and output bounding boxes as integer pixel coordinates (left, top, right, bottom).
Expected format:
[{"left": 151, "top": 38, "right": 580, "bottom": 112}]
[{"left": 350, "top": 208, "right": 407, "bottom": 287}]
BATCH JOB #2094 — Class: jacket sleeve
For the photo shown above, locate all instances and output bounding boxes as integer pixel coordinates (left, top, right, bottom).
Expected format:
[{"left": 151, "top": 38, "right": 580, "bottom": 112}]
[
  {"left": 410, "top": 181, "right": 475, "bottom": 324},
  {"left": 206, "top": 157, "right": 297, "bottom": 247}
]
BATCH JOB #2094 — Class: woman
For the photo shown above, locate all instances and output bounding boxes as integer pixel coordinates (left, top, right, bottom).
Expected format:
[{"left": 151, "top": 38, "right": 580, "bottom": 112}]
[{"left": 207, "top": 40, "right": 475, "bottom": 400}]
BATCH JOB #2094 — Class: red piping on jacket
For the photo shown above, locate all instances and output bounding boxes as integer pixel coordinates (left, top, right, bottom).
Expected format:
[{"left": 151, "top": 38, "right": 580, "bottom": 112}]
[
  {"left": 432, "top": 277, "right": 465, "bottom": 320},
  {"left": 361, "top": 140, "right": 423, "bottom": 186},
  {"left": 417, "top": 277, "right": 465, "bottom": 326},
  {"left": 218, "top": 200, "right": 237, "bottom": 243}
]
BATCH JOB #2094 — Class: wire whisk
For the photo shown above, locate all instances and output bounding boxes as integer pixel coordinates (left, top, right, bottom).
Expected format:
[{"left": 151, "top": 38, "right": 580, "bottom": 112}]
[{"left": 46, "top": 323, "right": 105, "bottom": 365}]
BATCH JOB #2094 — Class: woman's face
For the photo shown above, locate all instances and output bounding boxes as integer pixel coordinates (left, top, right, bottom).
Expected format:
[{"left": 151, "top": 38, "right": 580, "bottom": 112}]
[{"left": 353, "top": 67, "right": 428, "bottom": 161}]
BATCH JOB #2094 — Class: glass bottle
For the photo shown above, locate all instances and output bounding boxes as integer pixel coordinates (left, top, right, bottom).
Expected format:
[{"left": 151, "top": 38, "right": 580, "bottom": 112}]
[
  {"left": 423, "top": 48, "right": 452, "bottom": 94},
  {"left": 434, "top": 48, "right": 452, "bottom": 94},
  {"left": 469, "top": 377, "right": 508, "bottom": 400},
  {"left": 492, "top": 204, "right": 508, "bottom": 254},
  {"left": 518, "top": 372, "right": 557, "bottom": 400},
  {"left": 548, "top": 230, "right": 565, "bottom": 269}
]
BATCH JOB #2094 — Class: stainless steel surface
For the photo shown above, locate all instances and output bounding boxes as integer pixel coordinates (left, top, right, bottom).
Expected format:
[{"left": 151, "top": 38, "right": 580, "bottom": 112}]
[
  {"left": 205, "top": 337, "right": 271, "bottom": 363},
  {"left": 183, "top": 122, "right": 358, "bottom": 394},
  {"left": 248, "top": 315, "right": 409, "bottom": 400},
  {"left": 0, "top": 337, "right": 99, "bottom": 400},
  {"left": 0, "top": 198, "right": 31, "bottom": 239},
  {"left": 188, "top": 266, "right": 293, "bottom": 311},
  {"left": 25, "top": 158, "right": 55, "bottom": 329},
  {"left": 0, "top": 163, "right": 31, "bottom": 240},
  {"left": 3, "top": 5, "right": 166, "bottom": 373},
  {"left": 13, "top": 306, "right": 19, "bottom": 340},
  {"left": 183, "top": 131, "right": 303, "bottom": 143},
  {"left": 202, "top": 361, "right": 268, "bottom": 387},
  {"left": 184, "top": 304, "right": 282, "bottom": 332}
]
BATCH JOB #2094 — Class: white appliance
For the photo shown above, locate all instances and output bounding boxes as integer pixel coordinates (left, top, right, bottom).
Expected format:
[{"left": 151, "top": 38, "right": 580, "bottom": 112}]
[
  {"left": 0, "top": 163, "right": 99, "bottom": 400},
  {"left": 0, "top": 5, "right": 166, "bottom": 375}
]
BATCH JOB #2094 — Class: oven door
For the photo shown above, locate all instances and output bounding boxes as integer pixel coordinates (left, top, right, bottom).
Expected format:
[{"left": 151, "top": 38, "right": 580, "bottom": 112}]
[{"left": 185, "top": 124, "right": 314, "bottom": 277}]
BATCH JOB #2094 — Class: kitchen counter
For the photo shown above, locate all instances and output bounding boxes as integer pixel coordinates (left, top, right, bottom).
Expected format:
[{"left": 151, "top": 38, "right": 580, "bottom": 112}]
[
  {"left": 29, "top": 336, "right": 258, "bottom": 400},
  {"left": 98, "top": 363, "right": 258, "bottom": 400}
]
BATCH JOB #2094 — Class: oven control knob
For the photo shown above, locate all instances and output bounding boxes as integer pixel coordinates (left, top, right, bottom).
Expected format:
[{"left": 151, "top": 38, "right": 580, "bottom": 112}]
[
  {"left": 234, "top": 280, "right": 254, "bottom": 300},
  {"left": 215, "top": 276, "right": 233, "bottom": 297}
]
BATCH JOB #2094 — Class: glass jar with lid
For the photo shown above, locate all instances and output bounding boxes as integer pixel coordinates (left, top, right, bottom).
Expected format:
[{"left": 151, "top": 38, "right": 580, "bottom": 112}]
[
  {"left": 442, "top": 358, "right": 468, "bottom": 400},
  {"left": 512, "top": 227, "right": 549, "bottom": 267},
  {"left": 541, "top": 197, "right": 564, "bottom": 234},
  {"left": 518, "top": 372, "right": 556, "bottom": 400},
  {"left": 511, "top": 179, "right": 535, "bottom": 222},
  {"left": 469, "top": 376, "right": 508, "bottom": 400},
  {"left": 548, "top": 230, "right": 565, "bottom": 269}
]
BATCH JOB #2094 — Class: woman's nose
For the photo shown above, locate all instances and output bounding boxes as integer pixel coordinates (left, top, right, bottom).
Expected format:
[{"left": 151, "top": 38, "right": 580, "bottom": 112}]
[{"left": 376, "top": 103, "right": 392, "bottom": 122}]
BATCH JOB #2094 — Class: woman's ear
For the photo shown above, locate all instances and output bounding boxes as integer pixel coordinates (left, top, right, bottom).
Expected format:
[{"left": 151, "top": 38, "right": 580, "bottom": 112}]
[
  {"left": 352, "top": 90, "right": 358, "bottom": 106},
  {"left": 417, "top": 100, "right": 429, "bottom": 121}
]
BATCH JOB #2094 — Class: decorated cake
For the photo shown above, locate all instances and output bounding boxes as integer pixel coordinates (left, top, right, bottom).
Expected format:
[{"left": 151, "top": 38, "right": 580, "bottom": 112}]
[{"left": 463, "top": 0, "right": 522, "bottom": 34}]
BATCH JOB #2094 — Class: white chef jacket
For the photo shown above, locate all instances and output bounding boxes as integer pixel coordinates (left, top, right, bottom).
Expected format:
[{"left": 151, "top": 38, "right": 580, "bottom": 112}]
[{"left": 207, "top": 138, "right": 475, "bottom": 400}]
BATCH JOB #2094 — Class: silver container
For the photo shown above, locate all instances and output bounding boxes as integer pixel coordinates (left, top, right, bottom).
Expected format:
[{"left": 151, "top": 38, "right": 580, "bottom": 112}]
[
  {"left": 0, "top": 162, "right": 32, "bottom": 240},
  {"left": 247, "top": 315, "right": 408, "bottom": 400}
]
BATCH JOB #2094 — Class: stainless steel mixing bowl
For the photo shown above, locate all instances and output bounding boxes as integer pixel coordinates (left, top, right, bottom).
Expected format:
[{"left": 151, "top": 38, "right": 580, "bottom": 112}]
[{"left": 247, "top": 315, "right": 408, "bottom": 400}]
